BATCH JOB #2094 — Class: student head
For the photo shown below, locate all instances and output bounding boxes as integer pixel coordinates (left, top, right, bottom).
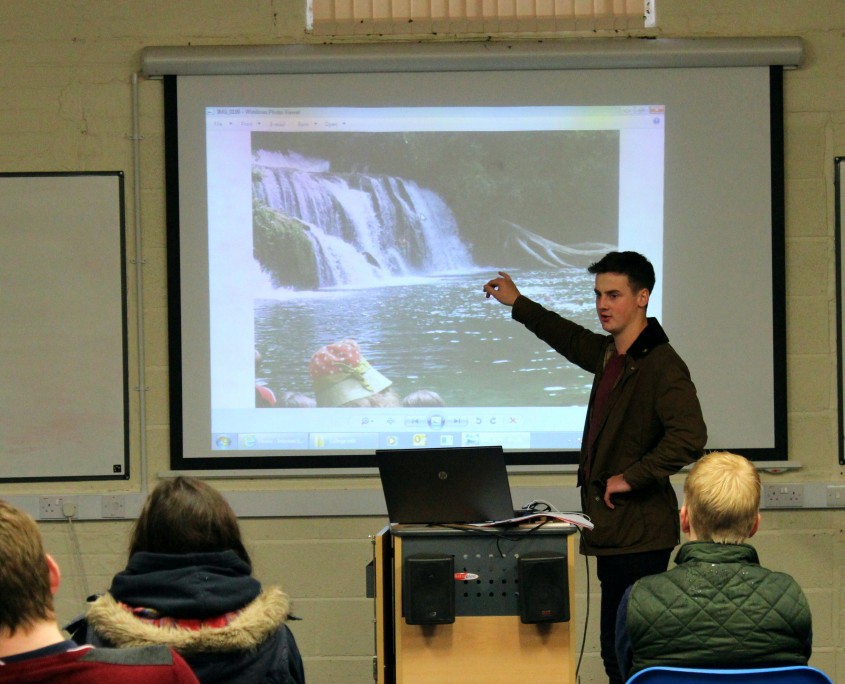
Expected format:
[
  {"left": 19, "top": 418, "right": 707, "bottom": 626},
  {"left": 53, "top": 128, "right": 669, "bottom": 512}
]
[
  {"left": 0, "top": 500, "right": 60, "bottom": 636},
  {"left": 129, "top": 476, "right": 251, "bottom": 566},
  {"left": 588, "top": 251, "right": 656, "bottom": 296},
  {"left": 681, "top": 451, "right": 761, "bottom": 544}
]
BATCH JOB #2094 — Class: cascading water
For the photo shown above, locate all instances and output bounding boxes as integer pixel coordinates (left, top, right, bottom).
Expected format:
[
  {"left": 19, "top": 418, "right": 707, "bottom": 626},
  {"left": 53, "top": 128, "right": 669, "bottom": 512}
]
[{"left": 253, "top": 151, "right": 475, "bottom": 290}]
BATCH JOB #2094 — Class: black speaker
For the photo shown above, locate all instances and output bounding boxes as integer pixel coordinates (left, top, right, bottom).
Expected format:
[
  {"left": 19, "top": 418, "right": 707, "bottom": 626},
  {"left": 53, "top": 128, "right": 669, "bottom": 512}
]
[
  {"left": 518, "top": 551, "right": 569, "bottom": 624},
  {"left": 403, "top": 553, "right": 455, "bottom": 625}
]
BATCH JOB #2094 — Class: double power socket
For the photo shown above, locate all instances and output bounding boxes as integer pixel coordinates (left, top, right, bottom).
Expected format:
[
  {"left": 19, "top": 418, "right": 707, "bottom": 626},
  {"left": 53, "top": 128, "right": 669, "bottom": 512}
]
[
  {"left": 38, "top": 495, "right": 126, "bottom": 519},
  {"left": 762, "top": 484, "right": 845, "bottom": 508}
]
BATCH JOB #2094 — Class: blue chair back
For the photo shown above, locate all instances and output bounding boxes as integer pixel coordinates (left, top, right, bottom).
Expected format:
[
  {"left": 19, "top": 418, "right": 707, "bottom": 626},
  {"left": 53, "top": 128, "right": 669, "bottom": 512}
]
[{"left": 626, "top": 666, "right": 833, "bottom": 684}]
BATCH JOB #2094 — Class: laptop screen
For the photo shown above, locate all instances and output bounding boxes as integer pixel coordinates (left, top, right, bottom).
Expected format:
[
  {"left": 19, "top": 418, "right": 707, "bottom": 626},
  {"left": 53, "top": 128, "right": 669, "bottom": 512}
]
[{"left": 376, "top": 445, "right": 515, "bottom": 524}]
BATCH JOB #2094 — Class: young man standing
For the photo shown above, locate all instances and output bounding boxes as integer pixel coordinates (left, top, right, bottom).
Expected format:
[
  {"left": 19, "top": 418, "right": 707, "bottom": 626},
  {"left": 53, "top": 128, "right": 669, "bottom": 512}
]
[
  {"left": 484, "top": 251, "right": 707, "bottom": 684},
  {"left": 0, "top": 500, "right": 199, "bottom": 684},
  {"left": 615, "top": 451, "right": 812, "bottom": 679}
]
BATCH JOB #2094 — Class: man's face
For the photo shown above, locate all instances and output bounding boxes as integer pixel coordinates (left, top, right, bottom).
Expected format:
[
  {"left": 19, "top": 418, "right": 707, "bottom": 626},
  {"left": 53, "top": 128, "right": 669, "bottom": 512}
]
[{"left": 594, "top": 272, "right": 649, "bottom": 338}]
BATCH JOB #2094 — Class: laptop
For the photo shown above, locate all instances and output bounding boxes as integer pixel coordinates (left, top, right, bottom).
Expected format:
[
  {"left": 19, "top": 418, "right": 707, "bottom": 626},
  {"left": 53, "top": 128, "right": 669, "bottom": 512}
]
[{"left": 376, "top": 445, "right": 515, "bottom": 524}]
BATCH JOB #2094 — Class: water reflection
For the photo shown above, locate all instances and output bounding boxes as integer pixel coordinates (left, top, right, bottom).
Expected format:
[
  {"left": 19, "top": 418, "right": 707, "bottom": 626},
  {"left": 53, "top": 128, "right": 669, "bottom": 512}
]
[{"left": 255, "top": 268, "right": 602, "bottom": 407}]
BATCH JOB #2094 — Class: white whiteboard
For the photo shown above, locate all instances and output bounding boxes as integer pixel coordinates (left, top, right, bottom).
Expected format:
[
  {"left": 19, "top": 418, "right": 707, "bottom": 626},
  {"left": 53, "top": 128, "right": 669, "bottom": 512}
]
[{"left": 0, "top": 172, "right": 129, "bottom": 481}]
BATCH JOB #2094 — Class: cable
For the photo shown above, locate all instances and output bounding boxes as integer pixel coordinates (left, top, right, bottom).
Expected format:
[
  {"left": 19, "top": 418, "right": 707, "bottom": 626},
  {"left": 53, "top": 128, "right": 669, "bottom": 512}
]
[
  {"left": 65, "top": 514, "right": 91, "bottom": 600},
  {"left": 519, "top": 499, "right": 560, "bottom": 513},
  {"left": 575, "top": 545, "right": 590, "bottom": 683}
]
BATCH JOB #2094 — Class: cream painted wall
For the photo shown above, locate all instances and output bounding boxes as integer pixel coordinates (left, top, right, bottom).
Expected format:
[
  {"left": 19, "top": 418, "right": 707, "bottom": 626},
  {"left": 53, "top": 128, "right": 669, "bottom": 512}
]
[{"left": 2, "top": 1, "right": 845, "bottom": 682}]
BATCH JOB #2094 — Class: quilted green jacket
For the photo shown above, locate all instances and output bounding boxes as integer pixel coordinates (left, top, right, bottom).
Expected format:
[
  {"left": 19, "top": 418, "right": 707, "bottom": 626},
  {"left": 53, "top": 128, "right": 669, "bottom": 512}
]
[{"left": 619, "top": 541, "right": 812, "bottom": 678}]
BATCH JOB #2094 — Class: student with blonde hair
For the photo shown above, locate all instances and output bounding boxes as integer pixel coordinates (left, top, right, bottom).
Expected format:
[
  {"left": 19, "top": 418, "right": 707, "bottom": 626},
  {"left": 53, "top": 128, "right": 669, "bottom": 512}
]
[
  {"left": 0, "top": 500, "right": 199, "bottom": 683},
  {"left": 682, "top": 449, "right": 762, "bottom": 543},
  {"left": 615, "top": 451, "right": 812, "bottom": 680}
]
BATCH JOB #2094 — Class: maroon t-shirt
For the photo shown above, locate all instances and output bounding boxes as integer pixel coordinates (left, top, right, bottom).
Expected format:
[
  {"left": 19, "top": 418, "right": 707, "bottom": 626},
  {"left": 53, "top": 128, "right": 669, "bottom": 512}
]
[{"left": 585, "top": 351, "right": 626, "bottom": 479}]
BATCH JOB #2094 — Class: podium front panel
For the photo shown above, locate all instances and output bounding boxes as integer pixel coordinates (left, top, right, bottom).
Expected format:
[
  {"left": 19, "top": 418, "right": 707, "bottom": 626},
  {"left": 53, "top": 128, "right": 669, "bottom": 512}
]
[{"left": 375, "top": 524, "right": 576, "bottom": 684}]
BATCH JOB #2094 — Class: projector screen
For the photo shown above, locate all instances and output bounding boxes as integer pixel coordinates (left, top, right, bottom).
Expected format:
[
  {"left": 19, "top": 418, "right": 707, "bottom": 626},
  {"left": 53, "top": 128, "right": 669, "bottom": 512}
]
[{"left": 163, "top": 52, "right": 787, "bottom": 471}]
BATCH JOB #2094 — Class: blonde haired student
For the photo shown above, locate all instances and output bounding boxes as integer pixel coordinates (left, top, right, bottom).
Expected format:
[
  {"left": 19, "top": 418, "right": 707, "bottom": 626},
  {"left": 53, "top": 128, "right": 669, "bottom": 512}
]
[{"left": 615, "top": 451, "right": 812, "bottom": 680}]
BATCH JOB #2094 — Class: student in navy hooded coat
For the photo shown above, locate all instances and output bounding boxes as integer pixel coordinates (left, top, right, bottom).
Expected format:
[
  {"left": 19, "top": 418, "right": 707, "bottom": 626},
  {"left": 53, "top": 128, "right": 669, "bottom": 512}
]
[{"left": 68, "top": 477, "right": 305, "bottom": 684}]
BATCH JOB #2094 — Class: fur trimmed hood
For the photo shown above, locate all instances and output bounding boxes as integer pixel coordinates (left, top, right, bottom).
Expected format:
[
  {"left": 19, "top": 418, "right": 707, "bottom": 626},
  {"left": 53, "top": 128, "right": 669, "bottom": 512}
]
[{"left": 84, "top": 587, "right": 292, "bottom": 655}]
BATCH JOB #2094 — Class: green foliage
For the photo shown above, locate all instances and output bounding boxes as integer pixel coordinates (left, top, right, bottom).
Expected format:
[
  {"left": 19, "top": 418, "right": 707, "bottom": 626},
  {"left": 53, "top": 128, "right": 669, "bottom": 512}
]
[{"left": 253, "top": 199, "right": 319, "bottom": 290}]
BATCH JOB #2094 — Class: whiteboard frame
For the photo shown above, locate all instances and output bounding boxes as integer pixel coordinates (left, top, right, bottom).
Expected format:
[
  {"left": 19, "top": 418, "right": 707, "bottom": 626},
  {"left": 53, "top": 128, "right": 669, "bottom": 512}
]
[{"left": 836, "top": 158, "right": 845, "bottom": 465}]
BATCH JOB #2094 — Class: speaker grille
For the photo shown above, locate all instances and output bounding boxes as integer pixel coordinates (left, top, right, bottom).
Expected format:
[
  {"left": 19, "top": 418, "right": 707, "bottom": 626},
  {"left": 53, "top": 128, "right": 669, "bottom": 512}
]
[
  {"left": 518, "top": 551, "right": 569, "bottom": 623},
  {"left": 403, "top": 554, "right": 455, "bottom": 625}
]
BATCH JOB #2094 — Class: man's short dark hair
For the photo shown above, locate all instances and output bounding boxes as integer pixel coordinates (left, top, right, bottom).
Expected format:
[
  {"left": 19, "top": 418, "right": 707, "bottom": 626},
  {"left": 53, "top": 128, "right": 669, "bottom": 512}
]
[{"left": 588, "top": 251, "right": 656, "bottom": 294}]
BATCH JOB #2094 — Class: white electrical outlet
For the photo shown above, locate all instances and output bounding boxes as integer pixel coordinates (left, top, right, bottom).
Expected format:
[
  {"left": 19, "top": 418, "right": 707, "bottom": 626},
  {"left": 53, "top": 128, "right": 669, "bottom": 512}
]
[
  {"left": 101, "top": 494, "right": 126, "bottom": 518},
  {"left": 763, "top": 484, "right": 804, "bottom": 508},
  {"left": 826, "top": 485, "right": 845, "bottom": 507},
  {"left": 39, "top": 496, "right": 77, "bottom": 519}
]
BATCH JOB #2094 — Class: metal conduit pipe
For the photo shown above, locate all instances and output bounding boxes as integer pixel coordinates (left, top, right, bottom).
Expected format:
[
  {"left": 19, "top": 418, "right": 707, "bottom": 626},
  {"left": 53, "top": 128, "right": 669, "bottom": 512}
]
[{"left": 131, "top": 71, "right": 149, "bottom": 492}]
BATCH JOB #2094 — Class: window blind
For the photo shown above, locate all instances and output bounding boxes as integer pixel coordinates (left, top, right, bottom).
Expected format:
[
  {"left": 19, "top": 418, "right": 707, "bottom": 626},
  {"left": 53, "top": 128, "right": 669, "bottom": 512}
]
[{"left": 308, "top": 0, "right": 647, "bottom": 36}]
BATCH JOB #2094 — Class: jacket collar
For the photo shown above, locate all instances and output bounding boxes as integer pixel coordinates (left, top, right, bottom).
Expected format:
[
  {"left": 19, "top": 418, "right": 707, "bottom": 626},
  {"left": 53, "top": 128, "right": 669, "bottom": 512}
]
[
  {"left": 601, "top": 317, "right": 669, "bottom": 367},
  {"left": 675, "top": 540, "right": 761, "bottom": 566},
  {"left": 625, "top": 317, "right": 669, "bottom": 359}
]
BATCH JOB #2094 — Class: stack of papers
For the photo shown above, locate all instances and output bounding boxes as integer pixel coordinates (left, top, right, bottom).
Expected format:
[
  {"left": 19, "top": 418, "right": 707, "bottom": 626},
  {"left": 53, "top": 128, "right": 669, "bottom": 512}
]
[{"left": 469, "top": 511, "right": 594, "bottom": 530}]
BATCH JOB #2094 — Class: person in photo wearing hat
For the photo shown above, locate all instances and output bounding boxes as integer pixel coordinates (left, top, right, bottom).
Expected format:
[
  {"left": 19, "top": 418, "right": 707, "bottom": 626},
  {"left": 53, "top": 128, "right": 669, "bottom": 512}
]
[{"left": 309, "top": 339, "right": 400, "bottom": 407}]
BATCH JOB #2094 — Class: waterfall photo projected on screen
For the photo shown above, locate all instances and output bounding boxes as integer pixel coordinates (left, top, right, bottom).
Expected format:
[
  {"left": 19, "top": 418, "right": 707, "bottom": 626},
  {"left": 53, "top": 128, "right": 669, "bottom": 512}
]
[{"left": 203, "top": 105, "right": 665, "bottom": 461}]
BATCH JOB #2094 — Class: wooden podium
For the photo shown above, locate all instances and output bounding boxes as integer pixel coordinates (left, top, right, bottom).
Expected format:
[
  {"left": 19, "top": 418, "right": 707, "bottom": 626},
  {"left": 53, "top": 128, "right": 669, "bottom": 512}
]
[{"left": 372, "top": 523, "right": 577, "bottom": 684}]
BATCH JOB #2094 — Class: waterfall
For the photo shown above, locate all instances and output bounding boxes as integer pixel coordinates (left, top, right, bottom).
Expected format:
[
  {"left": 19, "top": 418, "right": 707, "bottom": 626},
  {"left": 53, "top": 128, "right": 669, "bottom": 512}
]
[{"left": 254, "top": 151, "right": 475, "bottom": 289}]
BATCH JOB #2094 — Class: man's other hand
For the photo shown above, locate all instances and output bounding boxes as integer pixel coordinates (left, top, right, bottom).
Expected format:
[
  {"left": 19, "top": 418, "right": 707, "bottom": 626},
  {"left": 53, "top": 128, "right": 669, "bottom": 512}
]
[{"left": 603, "top": 473, "right": 632, "bottom": 509}]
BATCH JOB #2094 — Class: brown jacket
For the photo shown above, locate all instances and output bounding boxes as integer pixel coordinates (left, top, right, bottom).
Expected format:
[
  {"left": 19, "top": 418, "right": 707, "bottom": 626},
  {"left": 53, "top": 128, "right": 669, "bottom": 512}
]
[{"left": 512, "top": 296, "right": 707, "bottom": 556}]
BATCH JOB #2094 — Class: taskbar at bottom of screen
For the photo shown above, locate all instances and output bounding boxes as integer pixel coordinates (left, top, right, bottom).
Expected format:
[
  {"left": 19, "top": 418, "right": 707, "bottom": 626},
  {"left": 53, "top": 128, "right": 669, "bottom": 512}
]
[{"left": 211, "top": 430, "right": 583, "bottom": 451}]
